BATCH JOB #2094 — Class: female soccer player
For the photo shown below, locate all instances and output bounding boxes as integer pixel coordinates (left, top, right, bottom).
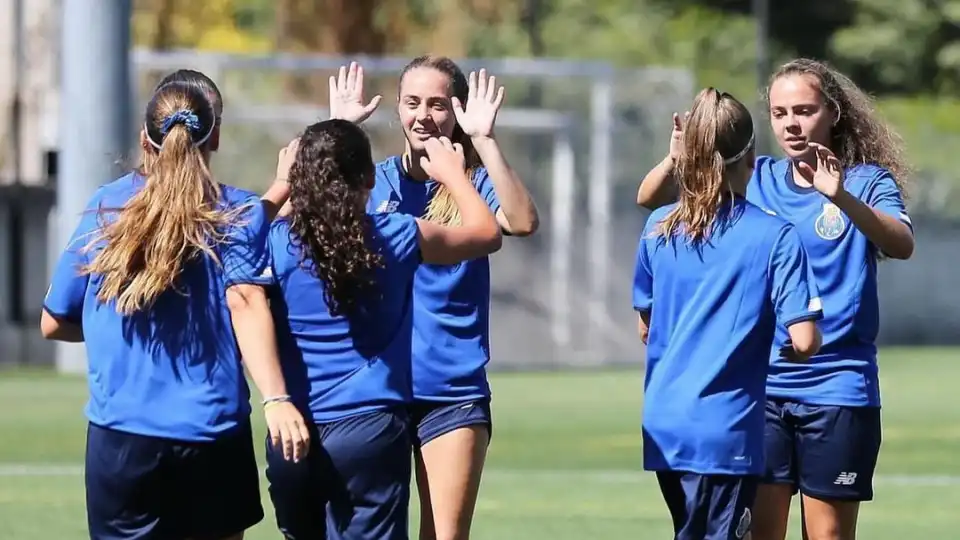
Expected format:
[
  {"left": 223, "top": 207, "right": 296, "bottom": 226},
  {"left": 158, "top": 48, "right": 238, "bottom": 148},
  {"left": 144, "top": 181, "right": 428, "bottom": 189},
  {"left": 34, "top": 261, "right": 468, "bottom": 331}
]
[
  {"left": 261, "top": 119, "right": 502, "bottom": 540},
  {"left": 636, "top": 59, "right": 915, "bottom": 540},
  {"left": 633, "top": 87, "right": 823, "bottom": 540},
  {"left": 41, "top": 79, "right": 308, "bottom": 540},
  {"left": 315, "top": 59, "right": 540, "bottom": 539}
]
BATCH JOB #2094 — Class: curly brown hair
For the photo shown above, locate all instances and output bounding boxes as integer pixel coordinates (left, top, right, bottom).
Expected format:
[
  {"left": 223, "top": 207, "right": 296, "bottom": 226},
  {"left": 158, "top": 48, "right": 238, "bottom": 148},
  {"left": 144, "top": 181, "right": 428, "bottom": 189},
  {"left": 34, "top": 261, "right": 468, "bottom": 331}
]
[
  {"left": 768, "top": 58, "right": 911, "bottom": 196},
  {"left": 286, "top": 119, "right": 383, "bottom": 318}
]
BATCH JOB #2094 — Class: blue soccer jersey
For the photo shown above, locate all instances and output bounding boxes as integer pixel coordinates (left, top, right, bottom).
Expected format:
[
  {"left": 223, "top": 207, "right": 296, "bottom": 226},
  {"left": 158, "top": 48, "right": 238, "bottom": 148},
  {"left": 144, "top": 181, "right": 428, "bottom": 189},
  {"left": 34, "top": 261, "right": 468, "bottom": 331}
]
[
  {"left": 368, "top": 156, "right": 501, "bottom": 402},
  {"left": 747, "top": 156, "right": 913, "bottom": 407},
  {"left": 633, "top": 197, "right": 822, "bottom": 475},
  {"left": 266, "top": 212, "right": 422, "bottom": 423},
  {"left": 44, "top": 173, "right": 273, "bottom": 441}
]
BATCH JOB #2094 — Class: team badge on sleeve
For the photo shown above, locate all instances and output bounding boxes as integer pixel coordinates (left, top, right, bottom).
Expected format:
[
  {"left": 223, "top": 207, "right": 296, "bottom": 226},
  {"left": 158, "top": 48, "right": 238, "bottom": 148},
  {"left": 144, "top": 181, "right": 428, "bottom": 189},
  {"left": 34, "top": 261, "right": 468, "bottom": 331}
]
[{"left": 815, "top": 203, "right": 846, "bottom": 240}]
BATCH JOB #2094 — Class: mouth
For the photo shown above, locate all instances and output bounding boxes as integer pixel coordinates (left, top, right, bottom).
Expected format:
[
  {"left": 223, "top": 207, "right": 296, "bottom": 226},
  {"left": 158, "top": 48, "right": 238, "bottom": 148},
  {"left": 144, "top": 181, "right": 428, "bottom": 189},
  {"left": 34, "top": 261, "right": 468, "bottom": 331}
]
[
  {"left": 784, "top": 137, "right": 807, "bottom": 149},
  {"left": 411, "top": 127, "right": 437, "bottom": 140}
]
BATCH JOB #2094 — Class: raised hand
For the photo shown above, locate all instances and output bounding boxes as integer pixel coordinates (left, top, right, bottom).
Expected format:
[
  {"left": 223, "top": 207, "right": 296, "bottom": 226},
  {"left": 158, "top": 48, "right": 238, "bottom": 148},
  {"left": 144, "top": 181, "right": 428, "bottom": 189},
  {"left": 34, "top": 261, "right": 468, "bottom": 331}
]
[
  {"left": 420, "top": 136, "right": 466, "bottom": 183},
  {"left": 329, "top": 61, "right": 382, "bottom": 125},
  {"left": 452, "top": 69, "right": 505, "bottom": 140},
  {"left": 797, "top": 142, "right": 845, "bottom": 199},
  {"left": 668, "top": 111, "right": 689, "bottom": 163},
  {"left": 275, "top": 137, "right": 300, "bottom": 184}
]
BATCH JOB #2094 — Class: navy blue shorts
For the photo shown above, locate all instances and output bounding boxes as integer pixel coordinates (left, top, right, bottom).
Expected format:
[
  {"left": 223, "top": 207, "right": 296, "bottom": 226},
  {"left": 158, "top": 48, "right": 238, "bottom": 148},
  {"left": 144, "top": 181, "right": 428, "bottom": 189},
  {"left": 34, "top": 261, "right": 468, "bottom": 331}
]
[
  {"left": 265, "top": 408, "right": 412, "bottom": 540},
  {"left": 85, "top": 420, "right": 263, "bottom": 540},
  {"left": 409, "top": 398, "right": 492, "bottom": 446},
  {"left": 763, "top": 398, "right": 882, "bottom": 501},
  {"left": 657, "top": 471, "right": 758, "bottom": 540}
]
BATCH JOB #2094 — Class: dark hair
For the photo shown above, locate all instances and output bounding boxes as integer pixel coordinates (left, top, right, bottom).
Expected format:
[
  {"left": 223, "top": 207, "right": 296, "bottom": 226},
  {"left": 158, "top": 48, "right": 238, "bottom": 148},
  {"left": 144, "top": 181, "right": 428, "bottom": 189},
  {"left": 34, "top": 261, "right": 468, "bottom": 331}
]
[
  {"left": 83, "top": 81, "right": 237, "bottom": 314},
  {"left": 768, "top": 58, "right": 909, "bottom": 196},
  {"left": 657, "top": 88, "right": 755, "bottom": 246},
  {"left": 155, "top": 69, "right": 224, "bottom": 118},
  {"left": 399, "top": 55, "right": 482, "bottom": 226},
  {"left": 287, "top": 119, "right": 383, "bottom": 317}
]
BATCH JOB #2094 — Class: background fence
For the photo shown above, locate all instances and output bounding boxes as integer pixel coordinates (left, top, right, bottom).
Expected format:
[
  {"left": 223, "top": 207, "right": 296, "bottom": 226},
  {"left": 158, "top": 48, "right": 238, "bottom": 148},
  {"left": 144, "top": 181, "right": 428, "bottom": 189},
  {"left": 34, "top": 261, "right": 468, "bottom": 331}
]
[{"left": 1, "top": 51, "right": 957, "bottom": 369}]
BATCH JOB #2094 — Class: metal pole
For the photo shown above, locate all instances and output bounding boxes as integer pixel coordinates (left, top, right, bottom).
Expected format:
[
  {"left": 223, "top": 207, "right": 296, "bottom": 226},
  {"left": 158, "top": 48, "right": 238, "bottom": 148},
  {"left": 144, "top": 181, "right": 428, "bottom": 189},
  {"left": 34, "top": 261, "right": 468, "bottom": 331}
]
[
  {"left": 56, "top": 0, "right": 133, "bottom": 373},
  {"left": 753, "top": 0, "right": 771, "bottom": 155},
  {"left": 587, "top": 80, "right": 613, "bottom": 365}
]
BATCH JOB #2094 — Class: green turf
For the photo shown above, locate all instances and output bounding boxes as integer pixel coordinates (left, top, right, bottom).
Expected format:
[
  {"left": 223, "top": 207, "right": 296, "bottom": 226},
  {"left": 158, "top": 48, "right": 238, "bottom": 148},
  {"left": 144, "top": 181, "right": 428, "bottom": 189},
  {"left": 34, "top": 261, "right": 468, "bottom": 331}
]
[{"left": 1, "top": 347, "right": 958, "bottom": 539}]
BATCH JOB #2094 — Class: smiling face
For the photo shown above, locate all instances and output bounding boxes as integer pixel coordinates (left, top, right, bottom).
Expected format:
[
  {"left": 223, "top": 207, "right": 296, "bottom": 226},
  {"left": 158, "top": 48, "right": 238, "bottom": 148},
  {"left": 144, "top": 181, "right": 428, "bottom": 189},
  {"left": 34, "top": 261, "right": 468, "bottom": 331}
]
[
  {"left": 397, "top": 67, "right": 459, "bottom": 152},
  {"left": 768, "top": 74, "right": 834, "bottom": 160}
]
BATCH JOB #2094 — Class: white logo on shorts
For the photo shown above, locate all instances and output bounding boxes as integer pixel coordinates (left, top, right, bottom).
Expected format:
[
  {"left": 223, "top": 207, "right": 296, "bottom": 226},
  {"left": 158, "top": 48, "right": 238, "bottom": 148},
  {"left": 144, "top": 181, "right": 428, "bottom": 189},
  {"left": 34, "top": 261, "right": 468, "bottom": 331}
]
[
  {"left": 735, "top": 507, "right": 752, "bottom": 539},
  {"left": 834, "top": 472, "right": 858, "bottom": 485}
]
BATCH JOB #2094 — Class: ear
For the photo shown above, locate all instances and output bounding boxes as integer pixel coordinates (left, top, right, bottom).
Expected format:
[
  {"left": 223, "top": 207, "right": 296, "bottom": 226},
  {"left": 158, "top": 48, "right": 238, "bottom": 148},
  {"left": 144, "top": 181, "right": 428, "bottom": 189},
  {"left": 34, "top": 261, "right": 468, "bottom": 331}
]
[
  {"left": 208, "top": 122, "right": 221, "bottom": 152},
  {"left": 139, "top": 129, "right": 151, "bottom": 152}
]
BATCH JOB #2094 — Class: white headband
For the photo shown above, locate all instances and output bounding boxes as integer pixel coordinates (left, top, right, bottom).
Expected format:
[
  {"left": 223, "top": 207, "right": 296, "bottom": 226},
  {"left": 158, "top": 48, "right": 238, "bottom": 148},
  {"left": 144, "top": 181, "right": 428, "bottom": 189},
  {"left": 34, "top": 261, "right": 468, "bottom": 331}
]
[{"left": 723, "top": 131, "right": 755, "bottom": 165}]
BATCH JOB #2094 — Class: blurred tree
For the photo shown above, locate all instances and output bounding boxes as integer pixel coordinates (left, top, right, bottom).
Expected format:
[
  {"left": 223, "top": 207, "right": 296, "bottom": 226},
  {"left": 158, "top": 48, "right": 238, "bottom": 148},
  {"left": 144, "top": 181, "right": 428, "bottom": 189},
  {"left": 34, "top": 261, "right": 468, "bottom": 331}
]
[
  {"left": 830, "top": 0, "right": 960, "bottom": 94},
  {"left": 133, "top": 0, "right": 270, "bottom": 51}
]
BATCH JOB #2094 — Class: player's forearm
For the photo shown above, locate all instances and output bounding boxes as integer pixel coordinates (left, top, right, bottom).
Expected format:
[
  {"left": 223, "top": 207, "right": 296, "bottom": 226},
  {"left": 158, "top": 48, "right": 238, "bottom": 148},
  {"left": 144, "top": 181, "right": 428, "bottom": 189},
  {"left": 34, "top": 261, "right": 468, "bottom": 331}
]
[
  {"left": 831, "top": 190, "right": 914, "bottom": 259},
  {"left": 637, "top": 156, "right": 678, "bottom": 209},
  {"left": 472, "top": 136, "right": 540, "bottom": 236},
  {"left": 227, "top": 286, "right": 289, "bottom": 400},
  {"left": 261, "top": 179, "right": 291, "bottom": 222}
]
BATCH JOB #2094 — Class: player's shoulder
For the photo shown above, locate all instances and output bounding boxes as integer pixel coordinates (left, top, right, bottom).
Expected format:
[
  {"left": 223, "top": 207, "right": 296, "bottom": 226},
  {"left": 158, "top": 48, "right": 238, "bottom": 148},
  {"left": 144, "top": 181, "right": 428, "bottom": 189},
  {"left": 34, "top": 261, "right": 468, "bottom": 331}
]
[
  {"left": 94, "top": 172, "right": 140, "bottom": 201},
  {"left": 371, "top": 211, "right": 417, "bottom": 235},
  {"left": 220, "top": 184, "right": 261, "bottom": 206},
  {"left": 376, "top": 156, "right": 403, "bottom": 179},
  {"left": 844, "top": 163, "right": 894, "bottom": 187}
]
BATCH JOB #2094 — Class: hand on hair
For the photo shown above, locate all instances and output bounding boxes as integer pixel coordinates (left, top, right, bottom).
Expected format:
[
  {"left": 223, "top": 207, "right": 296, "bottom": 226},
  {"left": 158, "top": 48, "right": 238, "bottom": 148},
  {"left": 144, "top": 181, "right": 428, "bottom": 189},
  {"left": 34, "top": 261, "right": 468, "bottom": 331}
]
[
  {"left": 276, "top": 137, "right": 300, "bottom": 185},
  {"left": 420, "top": 137, "right": 466, "bottom": 184},
  {"left": 452, "top": 69, "right": 505, "bottom": 140},
  {"left": 329, "top": 62, "right": 382, "bottom": 125},
  {"left": 798, "top": 142, "right": 845, "bottom": 199},
  {"left": 668, "top": 111, "right": 689, "bottom": 163}
]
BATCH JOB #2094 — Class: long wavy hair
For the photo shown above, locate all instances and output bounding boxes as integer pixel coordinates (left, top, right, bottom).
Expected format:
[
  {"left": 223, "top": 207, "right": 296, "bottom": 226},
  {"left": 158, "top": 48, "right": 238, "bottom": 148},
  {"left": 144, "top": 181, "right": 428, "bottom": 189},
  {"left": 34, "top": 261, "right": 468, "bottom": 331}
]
[
  {"left": 399, "top": 55, "right": 482, "bottom": 226},
  {"left": 286, "top": 119, "right": 383, "bottom": 317},
  {"left": 81, "top": 81, "right": 241, "bottom": 314},
  {"left": 768, "top": 58, "right": 910, "bottom": 196},
  {"left": 657, "top": 88, "right": 755, "bottom": 246}
]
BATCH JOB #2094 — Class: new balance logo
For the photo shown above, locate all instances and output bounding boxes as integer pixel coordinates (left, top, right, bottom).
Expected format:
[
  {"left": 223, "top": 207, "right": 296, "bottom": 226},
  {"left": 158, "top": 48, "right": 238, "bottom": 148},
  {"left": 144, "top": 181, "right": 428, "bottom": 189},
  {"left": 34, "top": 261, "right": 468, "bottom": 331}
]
[
  {"left": 834, "top": 472, "right": 858, "bottom": 485},
  {"left": 376, "top": 200, "right": 399, "bottom": 213}
]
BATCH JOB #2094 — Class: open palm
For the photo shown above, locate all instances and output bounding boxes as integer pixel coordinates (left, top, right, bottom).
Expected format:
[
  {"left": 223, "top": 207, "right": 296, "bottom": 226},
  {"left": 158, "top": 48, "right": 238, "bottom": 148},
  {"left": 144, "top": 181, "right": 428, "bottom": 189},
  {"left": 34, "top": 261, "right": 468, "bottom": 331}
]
[
  {"left": 453, "top": 69, "right": 505, "bottom": 139},
  {"left": 329, "top": 61, "right": 382, "bottom": 124}
]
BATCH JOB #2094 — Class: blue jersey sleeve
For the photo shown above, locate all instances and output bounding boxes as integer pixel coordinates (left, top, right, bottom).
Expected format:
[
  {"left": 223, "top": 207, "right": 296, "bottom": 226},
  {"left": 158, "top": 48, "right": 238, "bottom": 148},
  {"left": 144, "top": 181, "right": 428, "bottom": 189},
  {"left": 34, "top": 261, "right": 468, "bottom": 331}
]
[
  {"left": 222, "top": 200, "right": 274, "bottom": 288},
  {"left": 864, "top": 169, "right": 912, "bottom": 231},
  {"left": 632, "top": 232, "right": 654, "bottom": 313},
  {"left": 44, "top": 197, "right": 101, "bottom": 322},
  {"left": 376, "top": 213, "right": 422, "bottom": 273},
  {"left": 474, "top": 168, "right": 501, "bottom": 214},
  {"left": 769, "top": 224, "right": 823, "bottom": 327}
]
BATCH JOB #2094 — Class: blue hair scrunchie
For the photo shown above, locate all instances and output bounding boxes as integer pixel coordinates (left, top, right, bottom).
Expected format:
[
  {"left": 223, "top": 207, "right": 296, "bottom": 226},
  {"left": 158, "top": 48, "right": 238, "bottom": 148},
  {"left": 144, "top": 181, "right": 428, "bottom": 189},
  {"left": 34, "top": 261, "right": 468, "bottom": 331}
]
[{"left": 160, "top": 110, "right": 202, "bottom": 136}]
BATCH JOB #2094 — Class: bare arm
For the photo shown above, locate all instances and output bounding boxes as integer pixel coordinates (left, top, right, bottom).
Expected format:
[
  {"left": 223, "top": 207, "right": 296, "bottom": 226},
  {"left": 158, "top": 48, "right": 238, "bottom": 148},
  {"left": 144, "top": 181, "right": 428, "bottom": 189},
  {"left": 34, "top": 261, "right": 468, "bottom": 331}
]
[
  {"left": 831, "top": 190, "right": 914, "bottom": 260},
  {"left": 637, "top": 312, "right": 651, "bottom": 344},
  {"left": 39, "top": 310, "right": 84, "bottom": 342},
  {"left": 637, "top": 156, "right": 679, "bottom": 210},
  {"left": 416, "top": 137, "right": 503, "bottom": 265},
  {"left": 226, "top": 283, "right": 310, "bottom": 461},
  {"left": 473, "top": 136, "right": 539, "bottom": 236},
  {"left": 783, "top": 321, "right": 822, "bottom": 362}
]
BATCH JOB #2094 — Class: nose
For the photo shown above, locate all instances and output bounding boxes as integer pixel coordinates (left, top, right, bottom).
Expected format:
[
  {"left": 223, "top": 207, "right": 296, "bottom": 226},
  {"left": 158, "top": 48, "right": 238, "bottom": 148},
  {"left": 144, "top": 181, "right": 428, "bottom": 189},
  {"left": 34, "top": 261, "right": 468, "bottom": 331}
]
[
  {"left": 784, "top": 112, "right": 801, "bottom": 132},
  {"left": 414, "top": 103, "right": 430, "bottom": 123}
]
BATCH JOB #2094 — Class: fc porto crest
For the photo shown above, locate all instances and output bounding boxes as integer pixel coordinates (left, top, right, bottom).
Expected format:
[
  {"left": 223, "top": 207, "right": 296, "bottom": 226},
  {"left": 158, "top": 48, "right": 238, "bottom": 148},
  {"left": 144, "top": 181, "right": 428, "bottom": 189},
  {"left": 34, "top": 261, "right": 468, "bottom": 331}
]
[{"left": 815, "top": 203, "right": 846, "bottom": 240}]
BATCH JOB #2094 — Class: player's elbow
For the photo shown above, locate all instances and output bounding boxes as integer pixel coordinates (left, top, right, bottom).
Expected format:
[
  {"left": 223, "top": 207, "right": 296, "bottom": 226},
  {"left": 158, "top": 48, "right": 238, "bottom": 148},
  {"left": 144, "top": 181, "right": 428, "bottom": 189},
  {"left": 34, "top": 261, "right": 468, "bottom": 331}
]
[
  {"left": 885, "top": 236, "right": 915, "bottom": 260},
  {"left": 226, "top": 283, "right": 268, "bottom": 315},
  {"left": 40, "top": 310, "right": 84, "bottom": 342},
  {"left": 789, "top": 322, "right": 822, "bottom": 360}
]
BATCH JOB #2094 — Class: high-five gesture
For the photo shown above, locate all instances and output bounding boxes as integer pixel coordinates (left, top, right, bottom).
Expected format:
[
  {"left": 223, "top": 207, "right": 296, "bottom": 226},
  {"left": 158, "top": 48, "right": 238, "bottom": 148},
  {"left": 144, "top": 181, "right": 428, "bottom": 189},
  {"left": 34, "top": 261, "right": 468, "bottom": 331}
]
[
  {"left": 668, "top": 111, "right": 690, "bottom": 163},
  {"left": 452, "top": 69, "right": 505, "bottom": 140},
  {"left": 797, "top": 142, "right": 845, "bottom": 199},
  {"left": 329, "top": 62, "right": 382, "bottom": 125}
]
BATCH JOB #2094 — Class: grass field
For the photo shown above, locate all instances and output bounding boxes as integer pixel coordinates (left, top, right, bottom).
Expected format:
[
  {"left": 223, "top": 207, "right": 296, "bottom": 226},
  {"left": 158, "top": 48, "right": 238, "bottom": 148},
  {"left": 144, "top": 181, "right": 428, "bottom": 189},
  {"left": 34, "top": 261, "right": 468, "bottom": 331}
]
[{"left": 1, "top": 347, "right": 958, "bottom": 539}]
